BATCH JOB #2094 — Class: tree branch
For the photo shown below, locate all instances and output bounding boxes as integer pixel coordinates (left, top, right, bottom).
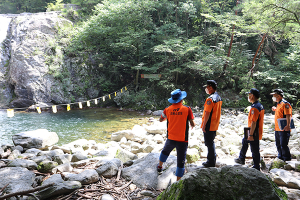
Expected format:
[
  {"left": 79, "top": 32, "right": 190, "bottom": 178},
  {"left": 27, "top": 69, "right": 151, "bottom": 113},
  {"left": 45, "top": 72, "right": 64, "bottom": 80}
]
[{"left": 0, "top": 183, "right": 55, "bottom": 200}]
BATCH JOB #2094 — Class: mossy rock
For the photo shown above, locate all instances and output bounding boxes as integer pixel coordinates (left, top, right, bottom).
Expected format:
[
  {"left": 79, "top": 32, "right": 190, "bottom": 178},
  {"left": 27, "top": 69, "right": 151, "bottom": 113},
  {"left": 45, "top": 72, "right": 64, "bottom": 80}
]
[
  {"left": 270, "top": 159, "right": 285, "bottom": 170},
  {"left": 266, "top": 175, "right": 288, "bottom": 200},
  {"left": 157, "top": 166, "right": 283, "bottom": 200},
  {"left": 186, "top": 150, "right": 200, "bottom": 164},
  {"left": 295, "top": 163, "right": 300, "bottom": 172},
  {"left": 37, "top": 161, "right": 58, "bottom": 173}
]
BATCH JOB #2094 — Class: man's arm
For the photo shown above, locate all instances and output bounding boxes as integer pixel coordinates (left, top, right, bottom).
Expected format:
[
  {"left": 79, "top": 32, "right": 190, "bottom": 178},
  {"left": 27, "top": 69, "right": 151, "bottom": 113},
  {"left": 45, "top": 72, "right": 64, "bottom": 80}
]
[
  {"left": 248, "top": 121, "right": 256, "bottom": 141},
  {"left": 189, "top": 119, "right": 195, "bottom": 128},
  {"left": 283, "top": 114, "right": 291, "bottom": 131},
  {"left": 202, "top": 111, "right": 210, "bottom": 133}
]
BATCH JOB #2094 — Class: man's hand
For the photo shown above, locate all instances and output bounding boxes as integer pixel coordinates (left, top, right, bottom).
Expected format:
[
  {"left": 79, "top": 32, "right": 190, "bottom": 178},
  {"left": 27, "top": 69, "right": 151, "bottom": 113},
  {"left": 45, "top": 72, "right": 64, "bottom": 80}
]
[
  {"left": 202, "top": 125, "right": 206, "bottom": 133},
  {"left": 272, "top": 106, "right": 276, "bottom": 111},
  {"left": 283, "top": 125, "right": 291, "bottom": 132},
  {"left": 247, "top": 135, "right": 254, "bottom": 141}
]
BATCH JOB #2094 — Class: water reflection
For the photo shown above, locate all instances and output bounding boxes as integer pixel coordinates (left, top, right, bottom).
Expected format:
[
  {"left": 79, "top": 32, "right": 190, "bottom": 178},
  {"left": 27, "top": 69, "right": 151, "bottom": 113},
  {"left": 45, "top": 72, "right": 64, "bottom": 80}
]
[{"left": 0, "top": 108, "right": 154, "bottom": 145}]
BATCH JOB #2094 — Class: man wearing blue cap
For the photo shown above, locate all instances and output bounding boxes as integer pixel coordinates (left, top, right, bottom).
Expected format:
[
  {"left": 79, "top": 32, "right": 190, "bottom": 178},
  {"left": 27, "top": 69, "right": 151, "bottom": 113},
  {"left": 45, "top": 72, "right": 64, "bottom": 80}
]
[
  {"left": 201, "top": 80, "right": 222, "bottom": 167},
  {"left": 157, "top": 89, "right": 195, "bottom": 181},
  {"left": 234, "top": 88, "right": 265, "bottom": 170}
]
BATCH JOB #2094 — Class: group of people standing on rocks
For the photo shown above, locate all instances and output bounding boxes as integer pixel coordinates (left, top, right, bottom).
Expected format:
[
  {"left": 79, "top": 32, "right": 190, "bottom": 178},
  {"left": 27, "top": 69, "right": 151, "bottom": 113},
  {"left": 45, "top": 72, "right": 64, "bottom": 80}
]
[{"left": 156, "top": 80, "right": 294, "bottom": 181}]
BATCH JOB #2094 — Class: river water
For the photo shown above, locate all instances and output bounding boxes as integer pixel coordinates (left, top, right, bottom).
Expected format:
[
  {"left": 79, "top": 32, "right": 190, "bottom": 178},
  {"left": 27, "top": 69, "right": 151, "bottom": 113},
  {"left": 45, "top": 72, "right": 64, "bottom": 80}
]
[{"left": 0, "top": 108, "right": 153, "bottom": 146}]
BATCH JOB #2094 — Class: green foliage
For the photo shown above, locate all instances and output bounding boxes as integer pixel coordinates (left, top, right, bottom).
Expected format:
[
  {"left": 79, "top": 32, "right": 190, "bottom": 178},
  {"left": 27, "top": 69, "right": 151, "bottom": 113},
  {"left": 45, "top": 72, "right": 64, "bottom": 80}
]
[
  {"left": 10, "top": 0, "right": 299, "bottom": 109},
  {"left": 47, "top": 0, "right": 64, "bottom": 11},
  {"left": 0, "top": 0, "right": 62, "bottom": 14}
]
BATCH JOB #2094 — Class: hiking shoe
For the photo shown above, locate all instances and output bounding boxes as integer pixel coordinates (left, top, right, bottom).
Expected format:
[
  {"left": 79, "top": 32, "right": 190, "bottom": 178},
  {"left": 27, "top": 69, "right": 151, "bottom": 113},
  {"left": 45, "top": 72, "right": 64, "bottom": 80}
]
[
  {"left": 234, "top": 158, "right": 245, "bottom": 165},
  {"left": 202, "top": 161, "right": 215, "bottom": 168},
  {"left": 157, "top": 164, "right": 163, "bottom": 172}
]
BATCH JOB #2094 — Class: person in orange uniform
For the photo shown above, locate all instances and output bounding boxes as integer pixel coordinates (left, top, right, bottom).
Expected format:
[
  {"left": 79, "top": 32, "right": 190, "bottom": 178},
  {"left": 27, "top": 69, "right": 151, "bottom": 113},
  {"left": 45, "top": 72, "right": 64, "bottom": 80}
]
[
  {"left": 201, "top": 80, "right": 222, "bottom": 167},
  {"left": 157, "top": 89, "right": 195, "bottom": 181},
  {"left": 271, "top": 89, "right": 292, "bottom": 161},
  {"left": 234, "top": 88, "right": 264, "bottom": 170}
]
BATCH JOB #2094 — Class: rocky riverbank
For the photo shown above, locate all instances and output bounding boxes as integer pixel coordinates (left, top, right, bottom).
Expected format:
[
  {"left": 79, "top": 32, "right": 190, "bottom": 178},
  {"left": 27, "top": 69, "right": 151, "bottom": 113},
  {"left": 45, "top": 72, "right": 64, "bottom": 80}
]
[{"left": 0, "top": 110, "right": 300, "bottom": 199}]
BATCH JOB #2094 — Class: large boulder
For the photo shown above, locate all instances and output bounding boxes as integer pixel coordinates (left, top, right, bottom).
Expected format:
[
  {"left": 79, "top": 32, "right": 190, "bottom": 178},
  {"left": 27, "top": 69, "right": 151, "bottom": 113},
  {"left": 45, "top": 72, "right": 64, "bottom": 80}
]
[
  {"left": 121, "top": 153, "right": 177, "bottom": 189},
  {"left": 62, "top": 169, "right": 99, "bottom": 184},
  {"left": 12, "top": 129, "right": 59, "bottom": 150},
  {"left": 144, "top": 121, "right": 167, "bottom": 135},
  {"left": 157, "top": 166, "right": 287, "bottom": 200},
  {"left": 35, "top": 174, "right": 81, "bottom": 200},
  {"left": 115, "top": 148, "right": 137, "bottom": 163},
  {"left": 96, "top": 158, "right": 122, "bottom": 178},
  {"left": 4, "top": 13, "right": 75, "bottom": 107},
  {"left": 7, "top": 159, "right": 38, "bottom": 170},
  {"left": 111, "top": 130, "right": 134, "bottom": 142},
  {"left": 0, "top": 167, "right": 35, "bottom": 194}
]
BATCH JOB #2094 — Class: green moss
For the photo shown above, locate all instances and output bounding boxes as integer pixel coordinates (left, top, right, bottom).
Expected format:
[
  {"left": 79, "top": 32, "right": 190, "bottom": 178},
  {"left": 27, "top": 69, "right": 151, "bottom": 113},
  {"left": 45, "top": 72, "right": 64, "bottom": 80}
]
[
  {"left": 186, "top": 153, "right": 200, "bottom": 164},
  {"left": 116, "top": 149, "right": 121, "bottom": 156},
  {"left": 266, "top": 175, "right": 288, "bottom": 200},
  {"left": 157, "top": 179, "right": 185, "bottom": 200},
  {"left": 295, "top": 164, "right": 300, "bottom": 172},
  {"left": 37, "top": 161, "right": 58, "bottom": 173},
  {"left": 270, "top": 160, "right": 285, "bottom": 169}
]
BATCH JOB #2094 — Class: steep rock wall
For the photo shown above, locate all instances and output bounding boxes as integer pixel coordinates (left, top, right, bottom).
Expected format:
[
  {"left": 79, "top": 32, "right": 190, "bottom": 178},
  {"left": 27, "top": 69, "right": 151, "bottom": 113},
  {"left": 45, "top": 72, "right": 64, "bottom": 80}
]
[{"left": 0, "top": 12, "right": 99, "bottom": 109}]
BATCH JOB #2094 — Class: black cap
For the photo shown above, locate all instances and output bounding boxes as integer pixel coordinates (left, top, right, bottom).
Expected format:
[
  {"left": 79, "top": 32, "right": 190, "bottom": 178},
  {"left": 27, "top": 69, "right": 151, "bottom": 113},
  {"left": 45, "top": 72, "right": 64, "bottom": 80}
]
[
  {"left": 204, "top": 80, "right": 217, "bottom": 89},
  {"left": 246, "top": 88, "right": 260, "bottom": 98},
  {"left": 270, "top": 89, "right": 284, "bottom": 97}
]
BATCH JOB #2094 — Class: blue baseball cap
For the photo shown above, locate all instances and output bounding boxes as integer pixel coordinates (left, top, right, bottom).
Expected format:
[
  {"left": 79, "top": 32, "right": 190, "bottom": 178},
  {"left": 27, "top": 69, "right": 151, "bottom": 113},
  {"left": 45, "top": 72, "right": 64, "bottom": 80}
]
[{"left": 168, "top": 89, "right": 187, "bottom": 103}]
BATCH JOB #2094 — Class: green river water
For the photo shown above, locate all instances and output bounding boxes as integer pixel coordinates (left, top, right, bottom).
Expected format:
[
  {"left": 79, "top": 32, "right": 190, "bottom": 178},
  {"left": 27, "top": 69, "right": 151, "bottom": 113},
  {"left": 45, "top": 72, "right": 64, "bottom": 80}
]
[{"left": 0, "top": 107, "right": 155, "bottom": 146}]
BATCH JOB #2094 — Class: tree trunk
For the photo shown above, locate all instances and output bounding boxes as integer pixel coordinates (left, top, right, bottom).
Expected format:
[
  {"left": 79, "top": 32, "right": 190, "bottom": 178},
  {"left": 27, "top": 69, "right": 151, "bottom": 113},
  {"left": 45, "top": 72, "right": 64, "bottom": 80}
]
[
  {"left": 222, "top": 0, "right": 239, "bottom": 72},
  {"left": 250, "top": 33, "right": 266, "bottom": 77}
]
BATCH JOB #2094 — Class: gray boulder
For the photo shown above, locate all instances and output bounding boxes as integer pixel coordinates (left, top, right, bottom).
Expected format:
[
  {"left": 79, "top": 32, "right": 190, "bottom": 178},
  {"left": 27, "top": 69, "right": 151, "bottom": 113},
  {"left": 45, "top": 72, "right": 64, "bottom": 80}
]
[
  {"left": 71, "top": 152, "right": 88, "bottom": 162},
  {"left": 111, "top": 130, "right": 134, "bottom": 142},
  {"left": 270, "top": 168, "right": 300, "bottom": 189},
  {"left": 96, "top": 158, "right": 122, "bottom": 178},
  {"left": 62, "top": 169, "right": 99, "bottom": 184},
  {"left": 12, "top": 129, "right": 59, "bottom": 150},
  {"left": 13, "top": 145, "right": 24, "bottom": 152},
  {"left": 7, "top": 149, "right": 21, "bottom": 160},
  {"left": 25, "top": 148, "right": 42, "bottom": 155},
  {"left": 52, "top": 163, "right": 73, "bottom": 174},
  {"left": 152, "top": 110, "right": 163, "bottom": 116},
  {"left": 157, "top": 166, "right": 287, "bottom": 200},
  {"left": 30, "top": 155, "right": 52, "bottom": 164},
  {"left": 7, "top": 159, "right": 38, "bottom": 170},
  {"left": 121, "top": 153, "right": 177, "bottom": 189},
  {"left": 115, "top": 148, "right": 137, "bottom": 163},
  {"left": 37, "top": 149, "right": 64, "bottom": 158},
  {"left": 37, "top": 161, "right": 58, "bottom": 173},
  {"left": 53, "top": 154, "right": 71, "bottom": 164},
  {"left": 0, "top": 167, "right": 35, "bottom": 194},
  {"left": 35, "top": 174, "right": 81, "bottom": 200}
]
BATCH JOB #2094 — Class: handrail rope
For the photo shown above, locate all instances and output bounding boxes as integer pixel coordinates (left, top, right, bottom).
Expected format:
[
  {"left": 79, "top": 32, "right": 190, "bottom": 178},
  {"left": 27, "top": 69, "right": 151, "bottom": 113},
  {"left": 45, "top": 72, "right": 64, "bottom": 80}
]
[{"left": 0, "top": 82, "right": 133, "bottom": 111}]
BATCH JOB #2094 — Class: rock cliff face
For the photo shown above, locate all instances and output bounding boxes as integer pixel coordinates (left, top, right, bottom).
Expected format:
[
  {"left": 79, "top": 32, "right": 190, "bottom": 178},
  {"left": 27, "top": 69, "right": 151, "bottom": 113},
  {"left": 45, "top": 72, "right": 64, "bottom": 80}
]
[
  {"left": 0, "top": 16, "right": 13, "bottom": 107},
  {"left": 0, "top": 12, "right": 98, "bottom": 109}
]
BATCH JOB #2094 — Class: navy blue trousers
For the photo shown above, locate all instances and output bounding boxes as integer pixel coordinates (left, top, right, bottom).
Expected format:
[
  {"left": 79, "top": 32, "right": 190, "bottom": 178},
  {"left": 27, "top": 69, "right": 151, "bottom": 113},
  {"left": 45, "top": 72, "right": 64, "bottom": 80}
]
[
  {"left": 160, "top": 139, "right": 188, "bottom": 168},
  {"left": 239, "top": 138, "right": 260, "bottom": 170},
  {"left": 275, "top": 131, "right": 291, "bottom": 161},
  {"left": 204, "top": 131, "right": 216, "bottom": 164}
]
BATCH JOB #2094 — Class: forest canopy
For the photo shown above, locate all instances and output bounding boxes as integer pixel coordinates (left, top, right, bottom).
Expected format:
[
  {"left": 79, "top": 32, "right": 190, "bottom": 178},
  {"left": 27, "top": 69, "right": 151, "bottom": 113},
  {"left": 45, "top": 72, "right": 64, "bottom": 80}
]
[{"left": 1, "top": 0, "right": 299, "bottom": 110}]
